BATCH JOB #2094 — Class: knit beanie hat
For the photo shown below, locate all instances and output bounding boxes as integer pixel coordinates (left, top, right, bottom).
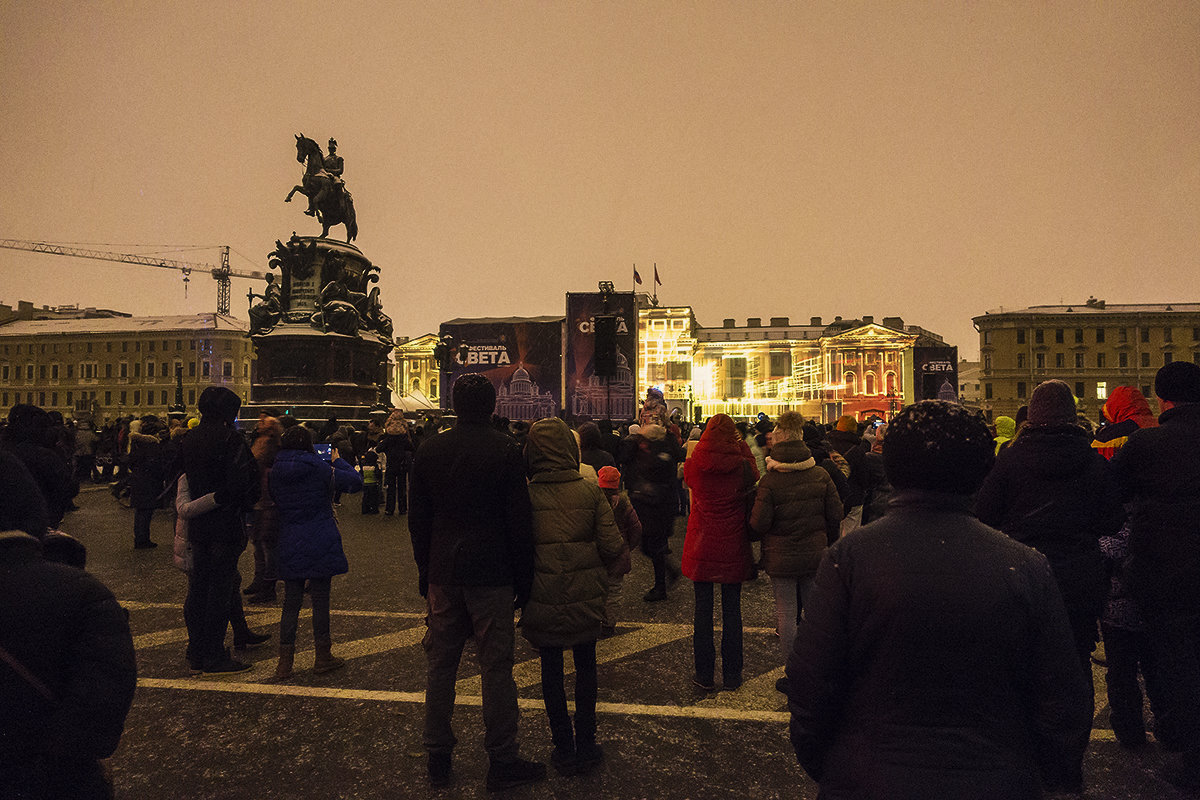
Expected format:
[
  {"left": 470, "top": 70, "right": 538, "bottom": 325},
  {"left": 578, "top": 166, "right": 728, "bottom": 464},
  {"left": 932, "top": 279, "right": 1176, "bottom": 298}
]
[
  {"left": 597, "top": 465, "right": 621, "bottom": 489},
  {"left": 883, "top": 401, "right": 994, "bottom": 495},
  {"left": 1155, "top": 361, "right": 1200, "bottom": 403},
  {"left": 452, "top": 373, "right": 496, "bottom": 420},
  {"left": 835, "top": 415, "right": 857, "bottom": 433},
  {"left": 1026, "top": 380, "right": 1077, "bottom": 427}
]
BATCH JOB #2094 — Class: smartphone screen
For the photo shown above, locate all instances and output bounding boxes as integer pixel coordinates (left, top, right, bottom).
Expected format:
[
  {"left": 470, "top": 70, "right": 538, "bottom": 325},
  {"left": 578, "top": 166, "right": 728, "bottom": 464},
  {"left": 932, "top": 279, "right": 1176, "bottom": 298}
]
[{"left": 314, "top": 443, "right": 333, "bottom": 460}]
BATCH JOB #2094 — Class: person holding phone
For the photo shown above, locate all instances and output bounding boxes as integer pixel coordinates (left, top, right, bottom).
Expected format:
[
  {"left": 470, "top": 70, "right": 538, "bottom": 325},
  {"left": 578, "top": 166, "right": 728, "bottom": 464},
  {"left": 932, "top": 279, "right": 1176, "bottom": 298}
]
[{"left": 268, "top": 426, "right": 362, "bottom": 680}]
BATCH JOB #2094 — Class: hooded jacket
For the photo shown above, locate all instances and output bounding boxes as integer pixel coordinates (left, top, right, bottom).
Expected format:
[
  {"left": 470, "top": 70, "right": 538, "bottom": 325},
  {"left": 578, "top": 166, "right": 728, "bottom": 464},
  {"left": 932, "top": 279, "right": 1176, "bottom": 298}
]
[
  {"left": 268, "top": 450, "right": 361, "bottom": 580},
  {"left": 1091, "top": 386, "right": 1157, "bottom": 461},
  {"left": 520, "top": 418, "right": 626, "bottom": 648},
  {"left": 993, "top": 416, "right": 1017, "bottom": 455},
  {"left": 750, "top": 438, "right": 843, "bottom": 579},
  {"left": 682, "top": 414, "right": 755, "bottom": 583}
]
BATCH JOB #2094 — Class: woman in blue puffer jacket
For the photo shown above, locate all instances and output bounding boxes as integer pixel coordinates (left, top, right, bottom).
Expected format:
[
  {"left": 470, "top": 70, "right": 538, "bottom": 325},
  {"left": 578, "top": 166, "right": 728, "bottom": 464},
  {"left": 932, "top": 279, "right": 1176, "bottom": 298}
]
[{"left": 268, "top": 424, "right": 362, "bottom": 680}]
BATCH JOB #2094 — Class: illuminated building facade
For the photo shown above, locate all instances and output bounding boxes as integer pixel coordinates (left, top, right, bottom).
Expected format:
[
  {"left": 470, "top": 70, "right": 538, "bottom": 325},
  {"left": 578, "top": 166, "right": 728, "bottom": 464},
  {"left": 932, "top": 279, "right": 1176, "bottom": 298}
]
[
  {"left": 394, "top": 333, "right": 440, "bottom": 404},
  {"left": 974, "top": 299, "right": 1200, "bottom": 421}
]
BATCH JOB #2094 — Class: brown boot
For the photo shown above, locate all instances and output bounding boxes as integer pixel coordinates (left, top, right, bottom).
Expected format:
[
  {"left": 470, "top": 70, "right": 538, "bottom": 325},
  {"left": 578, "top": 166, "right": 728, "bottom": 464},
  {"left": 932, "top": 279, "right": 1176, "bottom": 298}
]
[
  {"left": 313, "top": 638, "right": 345, "bottom": 674},
  {"left": 272, "top": 644, "right": 295, "bottom": 681}
]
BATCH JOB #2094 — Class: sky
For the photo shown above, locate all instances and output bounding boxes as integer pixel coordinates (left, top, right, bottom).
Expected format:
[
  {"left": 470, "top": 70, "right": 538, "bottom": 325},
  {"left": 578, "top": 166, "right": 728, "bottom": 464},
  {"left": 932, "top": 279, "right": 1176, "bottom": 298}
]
[{"left": 2, "top": 1, "right": 1197, "bottom": 360}]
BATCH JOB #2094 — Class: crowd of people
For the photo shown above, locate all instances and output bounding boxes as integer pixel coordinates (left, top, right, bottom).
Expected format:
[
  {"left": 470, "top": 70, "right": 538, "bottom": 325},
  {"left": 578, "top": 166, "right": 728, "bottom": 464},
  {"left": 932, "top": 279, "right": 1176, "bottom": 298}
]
[{"left": 2, "top": 359, "right": 1199, "bottom": 797}]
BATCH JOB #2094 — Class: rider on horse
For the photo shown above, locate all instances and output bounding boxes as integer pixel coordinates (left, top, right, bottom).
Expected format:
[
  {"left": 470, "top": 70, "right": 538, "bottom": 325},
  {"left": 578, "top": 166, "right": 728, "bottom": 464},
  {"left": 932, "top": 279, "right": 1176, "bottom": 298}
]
[{"left": 306, "top": 137, "right": 346, "bottom": 218}]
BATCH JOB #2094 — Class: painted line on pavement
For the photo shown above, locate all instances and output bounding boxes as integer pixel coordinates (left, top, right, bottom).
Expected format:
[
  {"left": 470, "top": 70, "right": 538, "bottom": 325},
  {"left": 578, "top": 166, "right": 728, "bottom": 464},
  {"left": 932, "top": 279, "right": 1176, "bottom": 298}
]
[
  {"left": 132, "top": 677, "right": 1128, "bottom": 740},
  {"left": 240, "top": 624, "right": 428, "bottom": 682},
  {"left": 121, "top": 600, "right": 424, "bottom": 620}
]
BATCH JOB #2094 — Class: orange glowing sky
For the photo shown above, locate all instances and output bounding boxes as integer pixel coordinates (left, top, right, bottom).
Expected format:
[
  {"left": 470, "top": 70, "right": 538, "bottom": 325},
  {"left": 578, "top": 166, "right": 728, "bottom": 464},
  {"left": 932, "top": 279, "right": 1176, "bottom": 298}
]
[{"left": 2, "top": 2, "right": 1197, "bottom": 359}]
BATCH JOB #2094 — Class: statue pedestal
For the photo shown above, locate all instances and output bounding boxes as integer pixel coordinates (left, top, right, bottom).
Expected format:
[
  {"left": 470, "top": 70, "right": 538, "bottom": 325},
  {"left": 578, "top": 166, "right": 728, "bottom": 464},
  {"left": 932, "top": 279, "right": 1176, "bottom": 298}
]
[{"left": 242, "top": 235, "right": 392, "bottom": 424}]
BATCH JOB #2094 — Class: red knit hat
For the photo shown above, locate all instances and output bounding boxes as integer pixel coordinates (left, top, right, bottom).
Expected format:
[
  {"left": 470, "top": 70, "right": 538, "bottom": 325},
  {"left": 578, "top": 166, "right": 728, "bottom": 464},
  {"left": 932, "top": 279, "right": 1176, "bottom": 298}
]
[{"left": 597, "top": 466, "right": 621, "bottom": 489}]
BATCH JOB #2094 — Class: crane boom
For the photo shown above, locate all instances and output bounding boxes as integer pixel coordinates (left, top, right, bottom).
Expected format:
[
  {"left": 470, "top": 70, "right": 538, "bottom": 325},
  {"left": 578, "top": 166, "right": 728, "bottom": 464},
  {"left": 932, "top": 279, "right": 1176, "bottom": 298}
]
[{"left": 0, "top": 238, "right": 269, "bottom": 315}]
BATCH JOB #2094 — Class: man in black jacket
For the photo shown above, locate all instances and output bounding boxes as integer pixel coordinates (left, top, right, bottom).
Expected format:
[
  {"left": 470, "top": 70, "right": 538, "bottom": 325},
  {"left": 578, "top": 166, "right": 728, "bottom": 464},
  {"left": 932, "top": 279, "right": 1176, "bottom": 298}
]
[
  {"left": 180, "top": 386, "right": 260, "bottom": 674},
  {"left": 1112, "top": 361, "right": 1200, "bottom": 788},
  {"left": 0, "top": 452, "right": 137, "bottom": 799},
  {"left": 787, "top": 401, "right": 1091, "bottom": 798},
  {"left": 409, "top": 374, "right": 545, "bottom": 792}
]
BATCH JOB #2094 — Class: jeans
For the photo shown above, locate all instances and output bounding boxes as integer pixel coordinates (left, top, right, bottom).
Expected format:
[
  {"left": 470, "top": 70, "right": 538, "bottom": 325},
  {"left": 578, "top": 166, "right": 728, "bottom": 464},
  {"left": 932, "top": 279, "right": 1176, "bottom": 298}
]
[
  {"left": 693, "top": 581, "right": 743, "bottom": 685},
  {"left": 280, "top": 577, "right": 332, "bottom": 646},
  {"left": 422, "top": 584, "right": 520, "bottom": 762},
  {"left": 771, "top": 574, "right": 815, "bottom": 666},
  {"left": 185, "top": 538, "right": 244, "bottom": 667},
  {"left": 539, "top": 642, "right": 599, "bottom": 750}
]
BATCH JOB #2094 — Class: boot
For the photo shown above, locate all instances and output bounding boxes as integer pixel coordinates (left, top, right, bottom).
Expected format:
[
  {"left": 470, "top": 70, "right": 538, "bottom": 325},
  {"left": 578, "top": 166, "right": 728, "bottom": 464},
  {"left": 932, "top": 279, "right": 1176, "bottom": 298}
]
[
  {"left": 313, "top": 638, "right": 345, "bottom": 674},
  {"left": 272, "top": 645, "right": 295, "bottom": 681}
]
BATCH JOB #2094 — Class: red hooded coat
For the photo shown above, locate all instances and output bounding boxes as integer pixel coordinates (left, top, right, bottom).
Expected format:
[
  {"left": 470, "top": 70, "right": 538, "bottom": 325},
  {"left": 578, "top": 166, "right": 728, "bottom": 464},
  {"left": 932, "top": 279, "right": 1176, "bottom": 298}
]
[{"left": 682, "top": 414, "right": 755, "bottom": 583}]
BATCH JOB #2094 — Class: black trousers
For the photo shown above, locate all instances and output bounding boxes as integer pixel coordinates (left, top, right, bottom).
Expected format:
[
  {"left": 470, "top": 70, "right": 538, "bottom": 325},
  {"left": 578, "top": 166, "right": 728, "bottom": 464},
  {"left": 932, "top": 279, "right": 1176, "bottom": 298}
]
[{"left": 539, "top": 642, "right": 599, "bottom": 750}]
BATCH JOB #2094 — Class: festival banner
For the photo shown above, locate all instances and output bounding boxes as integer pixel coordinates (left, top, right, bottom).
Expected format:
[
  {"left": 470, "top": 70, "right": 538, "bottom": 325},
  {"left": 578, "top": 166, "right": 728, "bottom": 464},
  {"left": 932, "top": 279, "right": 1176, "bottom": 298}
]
[
  {"left": 564, "top": 292, "right": 638, "bottom": 421},
  {"left": 438, "top": 317, "right": 563, "bottom": 421}
]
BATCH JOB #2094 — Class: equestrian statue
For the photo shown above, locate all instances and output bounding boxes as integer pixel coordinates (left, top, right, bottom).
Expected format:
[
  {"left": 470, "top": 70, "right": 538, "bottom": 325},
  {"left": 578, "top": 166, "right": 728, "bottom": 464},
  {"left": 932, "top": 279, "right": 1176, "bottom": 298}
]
[{"left": 285, "top": 134, "right": 358, "bottom": 242}]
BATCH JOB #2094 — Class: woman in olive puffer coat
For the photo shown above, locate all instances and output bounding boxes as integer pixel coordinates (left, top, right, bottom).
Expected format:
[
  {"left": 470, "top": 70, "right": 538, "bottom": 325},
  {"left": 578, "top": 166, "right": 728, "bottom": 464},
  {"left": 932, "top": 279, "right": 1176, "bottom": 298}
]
[
  {"left": 522, "top": 417, "right": 627, "bottom": 775},
  {"left": 750, "top": 411, "right": 842, "bottom": 684}
]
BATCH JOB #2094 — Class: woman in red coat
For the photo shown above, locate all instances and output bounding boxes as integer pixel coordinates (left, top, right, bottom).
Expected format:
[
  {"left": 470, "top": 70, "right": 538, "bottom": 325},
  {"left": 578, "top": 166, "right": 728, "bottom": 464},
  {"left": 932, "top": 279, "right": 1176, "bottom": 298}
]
[{"left": 682, "top": 414, "right": 757, "bottom": 690}]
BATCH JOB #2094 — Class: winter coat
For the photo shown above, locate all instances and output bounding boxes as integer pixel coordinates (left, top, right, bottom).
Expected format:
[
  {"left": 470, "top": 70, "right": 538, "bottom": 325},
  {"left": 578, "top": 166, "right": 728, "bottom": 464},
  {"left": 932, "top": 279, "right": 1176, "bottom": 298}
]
[
  {"left": 618, "top": 423, "right": 684, "bottom": 536},
  {"left": 859, "top": 450, "right": 892, "bottom": 525},
  {"left": 1111, "top": 403, "right": 1200, "bottom": 616},
  {"left": 128, "top": 431, "right": 166, "bottom": 509},
  {"left": 409, "top": 419, "right": 535, "bottom": 601},
  {"left": 993, "top": 416, "right": 1017, "bottom": 455},
  {"left": 975, "top": 424, "right": 1124, "bottom": 656},
  {"left": 682, "top": 414, "right": 755, "bottom": 584},
  {"left": 376, "top": 432, "right": 414, "bottom": 474},
  {"left": 268, "top": 450, "right": 361, "bottom": 580},
  {"left": 179, "top": 420, "right": 260, "bottom": 545},
  {"left": 0, "top": 530, "right": 137, "bottom": 798},
  {"left": 750, "top": 439, "right": 842, "bottom": 579},
  {"left": 520, "top": 418, "right": 627, "bottom": 648},
  {"left": 825, "top": 429, "right": 869, "bottom": 508},
  {"left": 787, "top": 491, "right": 1093, "bottom": 797}
]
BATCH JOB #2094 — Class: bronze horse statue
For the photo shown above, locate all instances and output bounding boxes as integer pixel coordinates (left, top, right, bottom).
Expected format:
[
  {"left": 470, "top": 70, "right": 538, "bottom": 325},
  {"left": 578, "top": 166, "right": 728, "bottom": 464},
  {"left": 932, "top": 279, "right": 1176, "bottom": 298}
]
[{"left": 285, "top": 134, "right": 358, "bottom": 243}]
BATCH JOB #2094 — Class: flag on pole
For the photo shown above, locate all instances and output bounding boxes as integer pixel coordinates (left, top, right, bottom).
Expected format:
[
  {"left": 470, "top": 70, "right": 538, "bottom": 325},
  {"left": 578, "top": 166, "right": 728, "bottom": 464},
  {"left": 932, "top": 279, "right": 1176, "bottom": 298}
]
[
  {"left": 633, "top": 265, "right": 643, "bottom": 285},
  {"left": 654, "top": 264, "right": 662, "bottom": 286}
]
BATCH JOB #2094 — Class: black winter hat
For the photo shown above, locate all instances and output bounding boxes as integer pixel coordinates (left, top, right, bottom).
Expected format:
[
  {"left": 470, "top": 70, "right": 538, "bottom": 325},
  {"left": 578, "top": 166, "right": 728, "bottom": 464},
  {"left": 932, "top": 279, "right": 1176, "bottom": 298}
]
[
  {"left": 197, "top": 386, "right": 242, "bottom": 423},
  {"left": 1155, "top": 361, "right": 1200, "bottom": 404},
  {"left": 1026, "top": 380, "right": 1077, "bottom": 427},
  {"left": 883, "top": 401, "right": 995, "bottom": 495}
]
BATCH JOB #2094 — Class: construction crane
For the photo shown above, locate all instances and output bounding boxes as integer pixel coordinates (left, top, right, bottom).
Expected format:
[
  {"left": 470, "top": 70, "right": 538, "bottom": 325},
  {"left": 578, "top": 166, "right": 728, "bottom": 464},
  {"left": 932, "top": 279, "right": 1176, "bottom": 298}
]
[{"left": 0, "top": 239, "right": 269, "bottom": 316}]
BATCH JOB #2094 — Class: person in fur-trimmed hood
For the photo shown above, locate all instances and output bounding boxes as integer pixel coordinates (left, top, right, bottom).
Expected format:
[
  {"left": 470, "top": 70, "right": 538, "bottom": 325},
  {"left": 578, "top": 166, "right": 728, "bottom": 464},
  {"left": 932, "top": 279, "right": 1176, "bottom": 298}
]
[{"left": 750, "top": 411, "right": 842, "bottom": 692}]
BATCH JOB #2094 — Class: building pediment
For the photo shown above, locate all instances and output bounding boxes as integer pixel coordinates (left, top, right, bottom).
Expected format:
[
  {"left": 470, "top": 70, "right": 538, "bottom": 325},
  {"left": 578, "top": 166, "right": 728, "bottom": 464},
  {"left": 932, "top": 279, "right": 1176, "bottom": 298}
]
[{"left": 822, "top": 323, "right": 916, "bottom": 346}]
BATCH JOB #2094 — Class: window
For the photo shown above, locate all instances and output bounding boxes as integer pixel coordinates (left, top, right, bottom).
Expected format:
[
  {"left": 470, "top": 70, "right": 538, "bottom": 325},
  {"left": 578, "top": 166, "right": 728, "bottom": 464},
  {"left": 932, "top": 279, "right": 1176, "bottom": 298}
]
[
  {"left": 1074, "top": 329, "right": 1083, "bottom": 343},
  {"left": 188, "top": 389, "right": 195, "bottom": 404},
  {"left": 865, "top": 372, "right": 876, "bottom": 394},
  {"left": 38, "top": 391, "right": 45, "bottom": 406},
  {"left": 243, "top": 362, "right": 249, "bottom": 378},
  {"left": 39, "top": 365, "right": 47, "bottom": 380},
  {"left": 768, "top": 352, "right": 790, "bottom": 378},
  {"left": 176, "top": 340, "right": 183, "bottom": 350},
  {"left": 1055, "top": 329, "right": 1064, "bottom": 344},
  {"left": 2, "top": 366, "right": 8, "bottom": 381},
  {"left": 885, "top": 372, "right": 898, "bottom": 394},
  {"left": 104, "top": 391, "right": 112, "bottom": 405},
  {"left": 1096, "top": 353, "right": 1106, "bottom": 368},
  {"left": 1119, "top": 352, "right": 1129, "bottom": 368},
  {"left": 843, "top": 372, "right": 857, "bottom": 395},
  {"left": 1164, "top": 327, "right": 1173, "bottom": 343},
  {"left": 1035, "top": 329, "right": 1044, "bottom": 344},
  {"left": 87, "top": 342, "right": 93, "bottom": 353},
  {"left": 1074, "top": 353, "right": 1084, "bottom": 368},
  {"left": 1017, "top": 353, "right": 1026, "bottom": 369},
  {"left": 1141, "top": 352, "right": 1151, "bottom": 367},
  {"left": 1096, "top": 328, "right": 1106, "bottom": 344},
  {"left": 1142, "top": 385, "right": 1152, "bottom": 398},
  {"left": 222, "top": 361, "right": 233, "bottom": 378},
  {"left": 147, "top": 361, "right": 155, "bottom": 378},
  {"left": 429, "top": 379, "right": 438, "bottom": 399},
  {"left": 120, "top": 391, "right": 127, "bottom": 404},
  {"left": 161, "top": 391, "right": 169, "bottom": 405},
  {"left": 985, "top": 383, "right": 993, "bottom": 399},
  {"left": 1118, "top": 328, "right": 1128, "bottom": 344},
  {"left": 411, "top": 378, "right": 420, "bottom": 391},
  {"left": 26, "top": 365, "right": 33, "bottom": 380},
  {"left": 119, "top": 362, "right": 128, "bottom": 379},
  {"left": 1036, "top": 353, "right": 1045, "bottom": 369},
  {"left": 188, "top": 362, "right": 196, "bottom": 377},
  {"left": 121, "top": 341, "right": 128, "bottom": 352},
  {"left": 106, "top": 342, "right": 112, "bottom": 352},
  {"left": 1165, "top": 352, "right": 1174, "bottom": 366},
  {"left": 66, "top": 391, "right": 73, "bottom": 405},
  {"left": 66, "top": 364, "right": 73, "bottom": 379},
  {"left": 1194, "top": 327, "right": 1200, "bottom": 341},
  {"left": 983, "top": 354, "right": 992, "bottom": 371},
  {"left": 983, "top": 331, "right": 993, "bottom": 345},
  {"left": 223, "top": 339, "right": 232, "bottom": 350},
  {"left": 202, "top": 361, "right": 210, "bottom": 378},
  {"left": 1074, "top": 382, "right": 1084, "bottom": 398},
  {"left": 1055, "top": 353, "right": 1065, "bottom": 368},
  {"left": 105, "top": 364, "right": 113, "bottom": 379},
  {"left": 133, "top": 362, "right": 141, "bottom": 378},
  {"left": 51, "top": 364, "right": 59, "bottom": 380},
  {"left": 133, "top": 390, "right": 140, "bottom": 405},
  {"left": 148, "top": 341, "right": 155, "bottom": 352},
  {"left": 666, "top": 362, "right": 691, "bottom": 380},
  {"left": 409, "top": 359, "right": 420, "bottom": 369},
  {"left": 1017, "top": 381, "right": 1027, "bottom": 399},
  {"left": 1141, "top": 328, "right": 1150, "bottom": 343}
]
